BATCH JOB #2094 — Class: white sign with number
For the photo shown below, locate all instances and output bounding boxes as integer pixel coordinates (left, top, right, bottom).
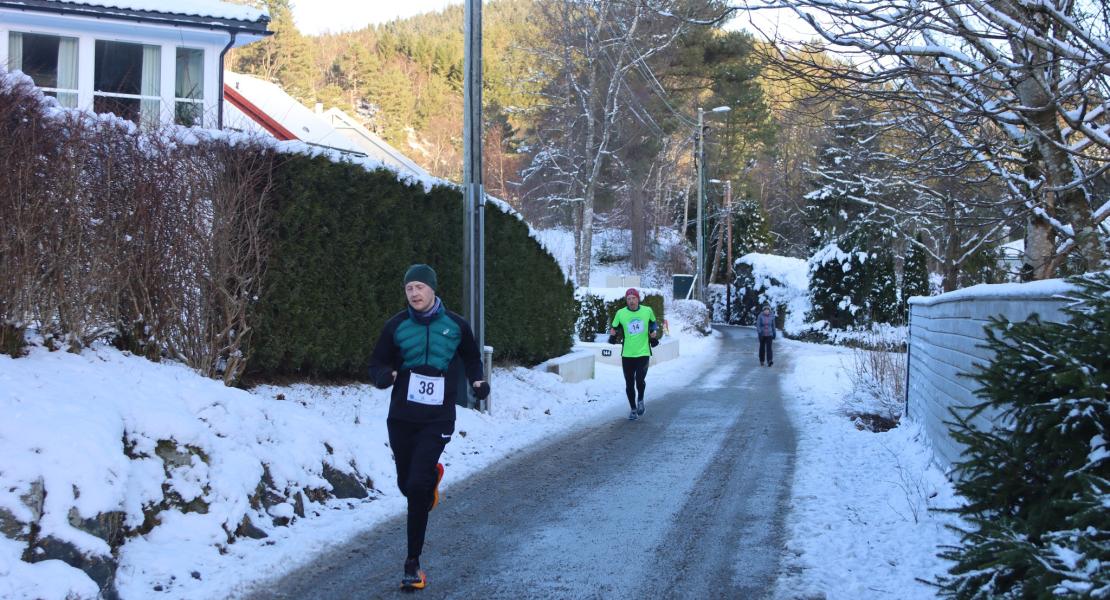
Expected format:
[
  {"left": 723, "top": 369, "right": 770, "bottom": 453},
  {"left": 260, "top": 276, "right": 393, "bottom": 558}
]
[{"left": 407, "top": 373, "right": 446, "bottom": 405}]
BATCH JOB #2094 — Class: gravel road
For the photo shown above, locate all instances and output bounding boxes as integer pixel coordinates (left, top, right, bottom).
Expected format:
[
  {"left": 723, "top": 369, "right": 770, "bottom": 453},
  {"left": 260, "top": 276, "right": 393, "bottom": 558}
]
[{"left": 247, "top": 326, "right": 795, "bottom": 600}]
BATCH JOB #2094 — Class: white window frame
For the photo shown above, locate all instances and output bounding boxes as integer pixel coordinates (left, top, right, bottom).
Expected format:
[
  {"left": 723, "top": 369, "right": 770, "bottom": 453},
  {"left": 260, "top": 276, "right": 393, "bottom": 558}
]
[
  {"left": 0, "top": 14, "right": 222, "bottom": 129},
  {"left": 174, "top": 46, "right": 205, "bottom": 127},
  {"left": 92, "top": 39, "right": 163, "bottom": 127},
  {"left": 6, "top": 30, "right": 80, "bottom": 107}
]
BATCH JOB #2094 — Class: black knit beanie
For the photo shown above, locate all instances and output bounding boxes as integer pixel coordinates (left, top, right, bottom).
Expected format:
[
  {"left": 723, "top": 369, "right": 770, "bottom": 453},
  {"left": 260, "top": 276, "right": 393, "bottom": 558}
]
[{"left": 403, "top": 264, "right": 438, "bottom": 291}]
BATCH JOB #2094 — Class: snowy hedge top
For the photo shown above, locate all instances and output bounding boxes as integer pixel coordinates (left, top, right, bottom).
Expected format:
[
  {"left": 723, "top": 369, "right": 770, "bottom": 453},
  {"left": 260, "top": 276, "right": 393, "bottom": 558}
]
[
  {"left": 576, "top": 287, "right": 664, "bottom": 302},
  {"left": 1, "top": 68, "right": 549, "bottom": 269},
  {"left": 739, "top": 253, "right": 808, "bottom": 291},
  {"left": 46, "top": 0, "right": 268, "bottom": 22},
  {"left": 908, "top": 277, "right": 1079, "bottom": 306}
]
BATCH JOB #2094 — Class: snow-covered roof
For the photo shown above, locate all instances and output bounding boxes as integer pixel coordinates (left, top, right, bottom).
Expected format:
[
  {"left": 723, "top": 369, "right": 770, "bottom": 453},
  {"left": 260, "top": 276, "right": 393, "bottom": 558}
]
[
  {"left": 222, "top": 72, "right": 435, "bottom": 182},
  {"left": 223, "top": 72, "right": 368, "bottom": 156},
  {"left": 0, "top": 0, "right": 270, "bottom": 34},
  {"left": 322, "top": 108, "right": 432, "bottom": 181}
]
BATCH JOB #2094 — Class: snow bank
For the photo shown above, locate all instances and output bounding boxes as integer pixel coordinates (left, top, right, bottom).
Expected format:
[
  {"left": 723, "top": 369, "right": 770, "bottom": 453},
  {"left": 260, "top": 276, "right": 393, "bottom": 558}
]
[{"left": 774, "top": 340, "right": 962, "bottom": 599}]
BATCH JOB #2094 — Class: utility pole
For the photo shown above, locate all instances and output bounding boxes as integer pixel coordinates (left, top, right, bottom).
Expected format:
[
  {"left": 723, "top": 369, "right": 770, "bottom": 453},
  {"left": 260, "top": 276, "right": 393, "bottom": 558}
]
[
  {"left": 695, "top": 105, "right": 730, "bottom": 302},
  {"left": 725, "top": 180, "right": 733, "bottom": 323},
  {"left": 463, "top": 0, "right": 488, "bottom": 409},
  {"left": 696, "top": 107, "right": 705, "bottom": 301}
]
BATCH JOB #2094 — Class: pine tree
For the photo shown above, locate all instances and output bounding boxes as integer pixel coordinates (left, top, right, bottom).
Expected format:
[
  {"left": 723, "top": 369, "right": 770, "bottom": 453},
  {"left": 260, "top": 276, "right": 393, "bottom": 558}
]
[
  {"left": 804, "top": 102, "right": 902, "bottom": 328},
  {"left": 938, "top": 272, "right": 1110, "bottom": 598},
  {"left": 901, "top": 235, "right": 930, "bottom": 316},
  {"left": 868, "top": 246, "right": 899, "bottom": 324},
  {"left": 229, "top": 0, "right": 316, "bottom": 102}
]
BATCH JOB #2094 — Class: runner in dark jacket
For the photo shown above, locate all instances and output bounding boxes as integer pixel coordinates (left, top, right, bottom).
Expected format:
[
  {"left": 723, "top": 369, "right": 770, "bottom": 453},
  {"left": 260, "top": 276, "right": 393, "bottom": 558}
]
[{"left": 368, "top": 263, "right": 489, "bottom": 590}]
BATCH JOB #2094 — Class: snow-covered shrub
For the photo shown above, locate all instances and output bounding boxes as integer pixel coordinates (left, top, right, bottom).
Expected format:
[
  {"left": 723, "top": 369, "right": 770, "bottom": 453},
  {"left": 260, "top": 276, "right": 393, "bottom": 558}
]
[
  {"left": 808, "top": 241, "right": 900, "bottom": 329},
  {"left": 594, "top": 229, "right": 631, "bottom": 264},
  {"left": 670, "top": 299, "right": 711, "bottom": 336},
  {"left": 938, "top": 272, "right": 1109, "bottom": 598},
  {"left": 575, "top": 291, "right": 608, "bottom": 342},
  {"left": 723, "top": 253, "right": 810, "bottom": 332}
]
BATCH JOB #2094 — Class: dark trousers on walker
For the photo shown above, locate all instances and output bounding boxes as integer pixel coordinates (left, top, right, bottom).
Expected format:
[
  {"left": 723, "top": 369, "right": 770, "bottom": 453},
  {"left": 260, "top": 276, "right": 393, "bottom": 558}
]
[
  {"left": 759, "top": 335, "right": 774, "bottom": 364},
  {"left": 387, "top": 418, "right": 453, "bottom": 559},
  {"left": 622, "top": 356, "right": 649, "bottom": 409}
]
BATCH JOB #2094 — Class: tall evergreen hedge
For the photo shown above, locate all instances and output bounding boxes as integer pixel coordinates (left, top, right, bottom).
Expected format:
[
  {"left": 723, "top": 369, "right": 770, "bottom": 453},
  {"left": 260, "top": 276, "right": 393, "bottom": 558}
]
[{"left": 246, "top": 155, "right": 575, "bottom": 378}]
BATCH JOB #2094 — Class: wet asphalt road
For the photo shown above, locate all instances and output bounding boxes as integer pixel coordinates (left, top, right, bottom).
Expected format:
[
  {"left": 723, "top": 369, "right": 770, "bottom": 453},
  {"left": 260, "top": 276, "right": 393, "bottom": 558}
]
[{"left": 245, "top": 326, "right": 795, "bottom": 600}]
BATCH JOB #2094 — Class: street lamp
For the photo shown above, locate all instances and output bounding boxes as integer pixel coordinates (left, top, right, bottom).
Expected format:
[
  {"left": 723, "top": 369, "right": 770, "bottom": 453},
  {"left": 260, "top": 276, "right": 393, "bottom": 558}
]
[{"left": 696, "top": 105, "right": 730, "bottom": 301}]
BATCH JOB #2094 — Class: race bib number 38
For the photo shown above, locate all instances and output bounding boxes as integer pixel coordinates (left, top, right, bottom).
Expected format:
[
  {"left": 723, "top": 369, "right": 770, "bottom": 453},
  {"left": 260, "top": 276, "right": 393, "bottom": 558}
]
[{"left": 407, "top": 373, "right": 446, "bottom": 406}]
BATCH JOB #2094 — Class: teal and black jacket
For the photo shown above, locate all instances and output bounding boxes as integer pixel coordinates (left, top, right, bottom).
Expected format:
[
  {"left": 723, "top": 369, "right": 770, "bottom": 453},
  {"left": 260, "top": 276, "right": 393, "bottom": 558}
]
[{"left": 368, "top": 300, "right": 484, "bottom": 423}]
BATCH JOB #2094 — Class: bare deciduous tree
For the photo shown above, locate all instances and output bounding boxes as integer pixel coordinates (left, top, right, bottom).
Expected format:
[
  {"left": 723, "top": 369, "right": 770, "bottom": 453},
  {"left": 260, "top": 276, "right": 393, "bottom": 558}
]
[
  {"left": 523, "top": 0, "right": 702, "bottom": 286},
  {"left": 739, "top": 0, "right": 1110, "bottom": 275}
]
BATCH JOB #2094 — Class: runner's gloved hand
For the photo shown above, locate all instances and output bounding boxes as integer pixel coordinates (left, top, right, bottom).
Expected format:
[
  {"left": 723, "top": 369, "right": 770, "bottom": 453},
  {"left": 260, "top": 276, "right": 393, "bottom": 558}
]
[
  {"left": 649, "top": 337, "right": 659, "bottom": 348},
  {"left": 607, "top": 334, "right": 619, "bottom": 345},
  {"left": 473, "top": 381, "right": 490, "bottom": 400},
  {"left": 369, "top": 368, "right": 396, "bottom": 389}
]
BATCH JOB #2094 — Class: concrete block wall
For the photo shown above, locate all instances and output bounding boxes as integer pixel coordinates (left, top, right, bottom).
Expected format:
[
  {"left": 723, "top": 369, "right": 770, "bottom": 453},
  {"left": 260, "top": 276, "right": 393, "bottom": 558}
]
[{"left": 907, "top": 279, "right": 1073, "bottom": 472}]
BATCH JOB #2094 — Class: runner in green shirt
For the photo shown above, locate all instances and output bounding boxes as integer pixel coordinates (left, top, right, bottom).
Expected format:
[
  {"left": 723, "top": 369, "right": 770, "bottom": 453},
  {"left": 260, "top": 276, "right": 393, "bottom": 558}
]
[{"left": 608, "top": 287, "right": 659, "bottom": 420}]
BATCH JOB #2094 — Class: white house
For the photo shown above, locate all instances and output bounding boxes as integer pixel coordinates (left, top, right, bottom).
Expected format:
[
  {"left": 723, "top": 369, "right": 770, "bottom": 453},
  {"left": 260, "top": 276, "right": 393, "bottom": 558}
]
[{"left": 0, "top": 0, "right": 270, "bottom": 129}]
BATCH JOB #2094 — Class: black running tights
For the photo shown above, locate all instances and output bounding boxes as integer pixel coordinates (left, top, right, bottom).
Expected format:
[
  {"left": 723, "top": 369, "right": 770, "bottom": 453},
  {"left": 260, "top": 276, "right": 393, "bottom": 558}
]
[
  {"left": 621, "top": 356, "right": 650, "bottom": 409},
  {"left": 387, "top": 419, "right": 453, "bottom": 559}
]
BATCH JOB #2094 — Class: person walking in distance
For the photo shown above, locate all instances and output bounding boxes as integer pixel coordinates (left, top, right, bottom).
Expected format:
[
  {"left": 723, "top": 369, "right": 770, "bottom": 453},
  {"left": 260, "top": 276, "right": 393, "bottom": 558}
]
[
  {"left": 757, "top": 304, "right": 776, "bottom": 366},
  {"left": 608, "top": 288, "right": 659, "bottom": 420},
  {"left": 369, "top": 264, "right": 490, "bottom": 590}
]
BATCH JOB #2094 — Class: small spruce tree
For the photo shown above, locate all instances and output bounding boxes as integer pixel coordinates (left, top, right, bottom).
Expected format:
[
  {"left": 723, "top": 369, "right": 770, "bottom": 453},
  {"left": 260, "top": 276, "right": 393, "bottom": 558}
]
[
  {"left": 938, "top": 272, "right": 1110, "bottom": 598},
  {"left": 901, "top": 236, "right": 930, "bottom": 316}
]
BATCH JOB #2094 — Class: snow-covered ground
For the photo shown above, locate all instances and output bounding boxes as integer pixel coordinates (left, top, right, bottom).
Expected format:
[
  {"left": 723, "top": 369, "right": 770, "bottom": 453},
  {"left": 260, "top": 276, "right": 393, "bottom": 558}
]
[
  {"left": 1, "top": 319, "right": 961, "bottom": 599},
  {"left": 773, "top": 338, "right": 962, "bottom": 599}
]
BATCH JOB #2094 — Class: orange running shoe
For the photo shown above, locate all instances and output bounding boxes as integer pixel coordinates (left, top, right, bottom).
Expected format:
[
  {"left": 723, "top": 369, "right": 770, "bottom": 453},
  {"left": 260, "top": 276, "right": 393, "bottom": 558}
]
[
  {"left": 429, "top": 463, "right": 445, "bottom": 511},
  {"left": 401, "top": 557, "right": 426, "bottom": 590}
]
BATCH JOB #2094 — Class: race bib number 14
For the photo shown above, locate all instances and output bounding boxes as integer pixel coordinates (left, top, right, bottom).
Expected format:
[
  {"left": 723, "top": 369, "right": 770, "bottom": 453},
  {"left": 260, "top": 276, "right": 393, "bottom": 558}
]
[
  {"left": 627, "top": 319, "right": 645, "bottom": 335},
  {"left": 407, "top": 373, "right": 446, "bottom": 406}
]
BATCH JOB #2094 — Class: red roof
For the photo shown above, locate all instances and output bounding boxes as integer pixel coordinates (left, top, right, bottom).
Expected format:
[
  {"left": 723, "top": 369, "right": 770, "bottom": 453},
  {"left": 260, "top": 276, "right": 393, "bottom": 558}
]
[{"left": 223, "top": 83, "right": 298, "bottom": 141}]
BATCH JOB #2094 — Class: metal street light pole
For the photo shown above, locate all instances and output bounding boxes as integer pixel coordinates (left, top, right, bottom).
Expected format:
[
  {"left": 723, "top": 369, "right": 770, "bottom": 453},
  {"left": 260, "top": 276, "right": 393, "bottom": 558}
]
[
  {"left": 463, "top": 0, "right": 489, "bottom": 410},
  {"left": 695, "top": 105, "right": 730, "bottom": 302}
]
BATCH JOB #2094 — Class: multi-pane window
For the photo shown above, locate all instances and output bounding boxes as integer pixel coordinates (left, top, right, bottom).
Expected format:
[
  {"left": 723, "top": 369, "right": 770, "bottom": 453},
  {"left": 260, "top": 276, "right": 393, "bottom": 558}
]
[
  {"left": 7, "top": 32, "right": 79, "bottom": 107},
  {"left": 175, "top": 47, "right": 204, "bottom": 127},
  {"left": 94, "top": 39, "right": 161, "bottom": 127}
]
